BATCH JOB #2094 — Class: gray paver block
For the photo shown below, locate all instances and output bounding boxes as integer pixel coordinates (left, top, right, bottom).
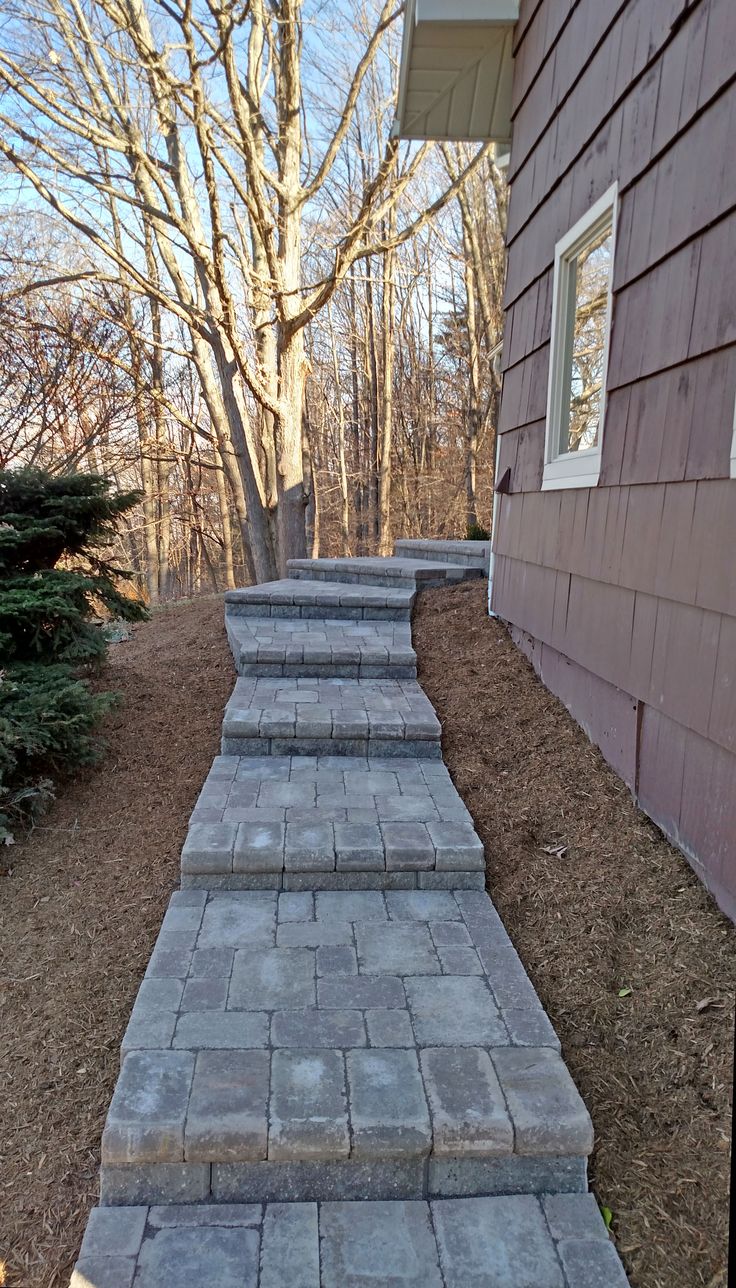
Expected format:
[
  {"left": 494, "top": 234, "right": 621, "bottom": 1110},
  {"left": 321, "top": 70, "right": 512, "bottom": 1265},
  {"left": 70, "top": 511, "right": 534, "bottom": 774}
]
[
  {"left": 427, "top": 820, "right": 485, "bottom": 870},
  {"left": 277, "top": 892, "right": 314, "bottom": 922},
  {"left": 503, "top": 1007, "right": 561, "bottom": 1050},
  {"left": 382, "top": 822, "right": 435, "bottom": 870},
  {"left": 556, "top": 1237, "right": 631, "bottom": 1287},
  {"left": 315, "top": 890, "right": 387, "bottom": 921},
  {"left": 260, "top": 1203, "right": 320, "bottom": 1288},
  {"left": 228, "top": 947, "right": 316, "bottom": 1010},
  {"left": 271, "top": 1008, "right": 366, "bottom": 1048},
  {"left": 233, "top": 822, "right": 285, "bottom": 873},
  {"left": 491, "top": 1048, "right": 594, "bottom": 1155},
  {"left": 316, "top": 945, "right": 358, "bottom": 976},
  {"left": 172, "top": 1011, "right": 269, "bottom": 1050},
  {"left": 79, "top": 1206, "right": 147, "bottom": 1259},
  {"left": 147, "top": 1203, "right": 262, "bottom": 1227},
  {"left": 70, "top": 1257, "right": 135, "bottom": 1288},
  {"left": 365, "top": 1008, "right": 415, "bottom": 1048},
  {"left": 541, "top": 1193, "right": 609, "bottom": 1241},
  {"left": 420, "top": 1047, "right": 513, "bottom": 1156},
  {"left": 189, "top": 947, "right": 234, "bottom": 978},
  {"left": 405, "top": 977, "right": 506, "bottom": 1046},
  {"left": 181, "top": 978, "right": 228, "bottom": 1011},
  {"left": 355, "top": 922, "right": 440, "bottom": 975},
  {"left": 181, "top": 823, "right": 236, "bottom": 874},
  {"left": 284, "top": 821, "right": 335, "bottom": 871},
  {"left": 134, "top": 1226, "right": 260, "bottom": 1288},
  {"left": 428, "top": 1153, "right": 588, "bottom": 1199},
  {"left": 428, "top": 920, "right": 472, "bottom": 945},
  {"left": 431, "top": 1195, "right": 565, "bottom": 1288},
  {"left": 387, "top": 891, "right": 461, "bottom": 920},
  {"left": 347, "top": 1049, "right": 431, "bottom": 1158},
  {"left": 99, "top": 1162, "right": 211, "bottom": 1206},
  {"left": 212, "top": 1159, "right": 425, "bottom": 1204},
  {"left": 269, "top": 1049, "right": 349, "bottom": 1160},
  {"left": 277, "top": 920, "right": 353, "bottom": 947},
  {"left": 436, "top": 945, "right": 483, "bottom": 975},
  {"left": 318, "top": 975, "right": 405, "bottom": 1009},
  {"left": 185, "top": 1050, "right": 269, "bottom": 1161},
  {"left": 320, "top": 1201, "right": 443, "bottom": 1288},
  {"left": 102, "top": 1051, "right": 194, "bottom": 1165},
  {"left": 197, "top": 897, "right": 276, "bottom": 949}
]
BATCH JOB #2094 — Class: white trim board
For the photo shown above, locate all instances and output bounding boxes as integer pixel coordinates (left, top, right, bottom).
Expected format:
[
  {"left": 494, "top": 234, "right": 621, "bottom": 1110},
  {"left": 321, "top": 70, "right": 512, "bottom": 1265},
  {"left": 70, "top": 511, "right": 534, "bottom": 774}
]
[{"left": 542, "top": 184, "right": 618, "bottom": 492}]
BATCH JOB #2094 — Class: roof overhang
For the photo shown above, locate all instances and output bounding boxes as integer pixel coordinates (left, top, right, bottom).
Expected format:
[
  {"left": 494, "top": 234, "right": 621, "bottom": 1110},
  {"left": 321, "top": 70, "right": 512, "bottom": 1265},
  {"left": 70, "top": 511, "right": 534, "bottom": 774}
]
[{"left": 393, "top": 0, "right": 518, "bottom": 144}]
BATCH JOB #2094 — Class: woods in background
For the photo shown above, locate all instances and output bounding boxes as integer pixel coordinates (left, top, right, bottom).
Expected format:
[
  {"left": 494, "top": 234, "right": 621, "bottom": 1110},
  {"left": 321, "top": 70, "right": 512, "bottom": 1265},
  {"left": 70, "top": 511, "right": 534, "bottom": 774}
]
[{"left": 0, "top": 0, "right": 506, "bottom": 600}]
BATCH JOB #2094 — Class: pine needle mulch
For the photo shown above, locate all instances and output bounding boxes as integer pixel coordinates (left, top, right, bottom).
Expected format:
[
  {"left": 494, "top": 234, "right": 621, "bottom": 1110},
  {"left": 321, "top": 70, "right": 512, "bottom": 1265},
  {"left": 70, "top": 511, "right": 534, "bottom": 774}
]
[
  {"left": 413, "top": 579, "right": 733, "bottom": 1288},
  {"left": 0, "top": 596, "right": 233, "bottom": 1288}
]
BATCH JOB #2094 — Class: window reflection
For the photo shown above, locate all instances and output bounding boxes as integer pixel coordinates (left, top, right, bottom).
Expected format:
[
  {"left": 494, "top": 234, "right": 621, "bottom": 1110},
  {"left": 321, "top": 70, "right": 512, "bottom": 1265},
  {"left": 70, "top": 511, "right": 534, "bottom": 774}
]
[{"left": 560, "top": 224, "right": 612, "bottom": 454}]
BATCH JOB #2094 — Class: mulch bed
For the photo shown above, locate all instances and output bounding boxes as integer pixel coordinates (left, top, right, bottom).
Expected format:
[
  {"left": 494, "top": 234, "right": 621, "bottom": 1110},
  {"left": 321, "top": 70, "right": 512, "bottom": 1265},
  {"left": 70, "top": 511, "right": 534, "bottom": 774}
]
[
  {"left": 1, "top": 584, "right": 732, "bottom": 1287},
  {"left": 413, "top": 579, "right": 733, "bottom": 1288},
  {"left": 0, "top": 597, "right": 232, "bottom": 1288}
]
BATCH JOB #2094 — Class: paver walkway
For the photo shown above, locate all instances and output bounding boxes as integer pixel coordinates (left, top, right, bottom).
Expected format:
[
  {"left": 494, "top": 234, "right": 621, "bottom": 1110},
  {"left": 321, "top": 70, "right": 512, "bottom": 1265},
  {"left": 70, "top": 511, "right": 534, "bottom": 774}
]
[{"left": 69, "top": 541, "right": 631, "bottom": 1287}]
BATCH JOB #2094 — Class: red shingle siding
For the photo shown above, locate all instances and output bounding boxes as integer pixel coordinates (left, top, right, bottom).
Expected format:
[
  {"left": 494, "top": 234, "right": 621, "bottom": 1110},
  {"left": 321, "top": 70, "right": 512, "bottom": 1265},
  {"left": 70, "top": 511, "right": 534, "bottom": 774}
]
[{"left": 494, "top": 0, "right": 736, "bottom": 914}]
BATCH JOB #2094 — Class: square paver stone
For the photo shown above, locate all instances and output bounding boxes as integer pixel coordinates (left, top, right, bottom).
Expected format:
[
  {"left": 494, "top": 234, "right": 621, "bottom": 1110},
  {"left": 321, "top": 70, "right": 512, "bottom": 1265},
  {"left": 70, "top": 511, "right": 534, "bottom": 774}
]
[
  {"left": 197, "top": 897, "right": 276, "bottom": 949},
  {"left": 355, "top": 923, "right": 440, "bottom": 975},
  {"left": 431, "top": 1196, "right": 565, "bottom": 1288},
  {"left": 102, "top": 1051, "right": 194, "bottom": 1165},
  {"left": 405, "top": 978, "right": 507, "bottom": 1047},
  {"left": 490, "top": 1048, "right": 594, "bottom": 1156},
  {"left": 228, "top": 948, "right": 316, "bottom": 1010},
  {"left": 79, "top": 1207, "right": 147, "bottom": 1260},
  {"left": 320, "top": 1201, "right": 443, "bottom": 1288}
]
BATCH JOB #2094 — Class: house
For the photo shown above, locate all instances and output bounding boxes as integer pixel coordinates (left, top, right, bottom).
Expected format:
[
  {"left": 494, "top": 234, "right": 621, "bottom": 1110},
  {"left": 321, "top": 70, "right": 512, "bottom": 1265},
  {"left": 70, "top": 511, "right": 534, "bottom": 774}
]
[{"left": 395, "top": 0, "right": 736, "bottom": 920}]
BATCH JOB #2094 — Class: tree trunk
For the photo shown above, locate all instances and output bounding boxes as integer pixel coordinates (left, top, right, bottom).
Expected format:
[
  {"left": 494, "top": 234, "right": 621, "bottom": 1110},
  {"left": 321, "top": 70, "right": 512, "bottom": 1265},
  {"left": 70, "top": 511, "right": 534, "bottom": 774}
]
[{"left": 378, "top": 217, "right": 396, "bottom": 556}]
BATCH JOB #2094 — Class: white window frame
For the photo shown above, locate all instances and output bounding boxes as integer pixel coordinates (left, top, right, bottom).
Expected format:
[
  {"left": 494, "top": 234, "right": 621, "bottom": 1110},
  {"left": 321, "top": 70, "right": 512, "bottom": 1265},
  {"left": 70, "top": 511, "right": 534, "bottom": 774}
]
[{"left": 542, "top": 183, "right": 618, "bottom": 491}]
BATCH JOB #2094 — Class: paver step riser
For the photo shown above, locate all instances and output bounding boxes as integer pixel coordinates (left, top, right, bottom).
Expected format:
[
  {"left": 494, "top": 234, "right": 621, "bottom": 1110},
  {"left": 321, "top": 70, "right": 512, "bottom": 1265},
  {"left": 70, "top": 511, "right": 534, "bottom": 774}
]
[
  {"left": 234, "top": 664, "right": 418, "bottom": 680},
  {"left": 99, "top": 1155, "right": 589, "bottom": 1207},
  {"left": 180, "top": 872, "right": 486, "bottom": 891},
  {"left": 228, "top": 604, "right": 412, "bottom": 621},
  {"left": 289, "top": 568, "right": 482, "bottom": 589},
  {"left": 221, "top": 737, "right": 443, "bottom": 759},
  {"left": 393, "top": 539, "right": 491, "bottom": 571}
]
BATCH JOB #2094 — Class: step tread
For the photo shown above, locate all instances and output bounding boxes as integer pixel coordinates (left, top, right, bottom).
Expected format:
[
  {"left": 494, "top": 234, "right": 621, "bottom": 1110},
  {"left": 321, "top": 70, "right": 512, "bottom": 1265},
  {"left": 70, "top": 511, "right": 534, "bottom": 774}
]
[
  {"left": 288, "top": 556, "right": 480, "bottom": 580},
  {"left": 226, "top": 578, "right": 415, "bottom": 609},
  {"left": 222, "top": 677, "right": 442, "bottom": 759},
  {"left": 72, "top": 1193, "right": 629, "bottom": 1287},
  {"left": 225, "top": 616, "right": 416, "bottom": 678},
  {"left": 103, "top": 889, "right": 591, "bottom": 1188},
  {"left": 394, "top": 538, "right": 491, "bottom": 567},
  {"left": 183, "top": 755, "right": 482, "bottom": 880}
]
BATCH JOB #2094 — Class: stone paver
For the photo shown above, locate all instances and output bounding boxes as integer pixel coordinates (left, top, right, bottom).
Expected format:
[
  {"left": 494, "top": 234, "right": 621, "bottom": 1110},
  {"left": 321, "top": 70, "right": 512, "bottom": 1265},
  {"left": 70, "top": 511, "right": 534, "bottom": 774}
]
[
  {"left": 221, "top": 677, "right": 442, "bottom": 759},
  {"left": 183, "top": 754, "right": 482, "bottom": 887},
  {"left": 225, "top": 578, "right": 415, "bottom": 621},
  {"left": 226, "top": 614, "right": 417, "bottom": 678},
  {"left": 101, "top": 889, "right": 593, "bottom": 1202},
  {"left": 70, "top": 1196, "right": 629, "bottom": 1287},
  {"left": 71, "top": 546, "right": 631, "bottom": 1288}
]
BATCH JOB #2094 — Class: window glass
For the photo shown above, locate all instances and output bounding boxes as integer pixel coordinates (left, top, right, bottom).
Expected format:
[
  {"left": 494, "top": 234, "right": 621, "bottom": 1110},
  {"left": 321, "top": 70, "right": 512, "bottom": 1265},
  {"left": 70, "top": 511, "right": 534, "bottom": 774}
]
[{"left": 559, "top": 222, "right": 613, "bottom": 455}]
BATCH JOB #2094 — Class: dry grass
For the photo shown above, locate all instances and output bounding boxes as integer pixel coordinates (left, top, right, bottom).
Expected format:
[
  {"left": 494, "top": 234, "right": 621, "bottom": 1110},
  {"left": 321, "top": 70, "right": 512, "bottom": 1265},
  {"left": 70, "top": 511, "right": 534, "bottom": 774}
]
[
  {"left": 0, "top": 597, "right": 232, "bottom": 1288},
  {"left": 413, "top": 579, "right": 734, "bottom": 1288}
]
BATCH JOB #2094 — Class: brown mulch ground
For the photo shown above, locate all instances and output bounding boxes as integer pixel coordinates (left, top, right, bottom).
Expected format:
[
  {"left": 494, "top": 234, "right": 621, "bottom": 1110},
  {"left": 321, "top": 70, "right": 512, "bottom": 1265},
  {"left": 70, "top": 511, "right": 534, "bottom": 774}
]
[
  {"left": 0, "top": 597, "right": 232, "bottom": 1288},
  {"left": 414, "top": 580, "right": 734, "bottom": 1288},
  {"left": 1, "top": 585, "right": 732, "bottom": 1287}
]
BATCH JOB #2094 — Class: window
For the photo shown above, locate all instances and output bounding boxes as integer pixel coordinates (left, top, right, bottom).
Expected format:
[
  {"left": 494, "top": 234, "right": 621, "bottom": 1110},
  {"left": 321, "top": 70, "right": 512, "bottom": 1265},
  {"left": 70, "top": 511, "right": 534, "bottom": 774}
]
[{"left": 542, "top": 185, "right": 618, "bottom": 490}]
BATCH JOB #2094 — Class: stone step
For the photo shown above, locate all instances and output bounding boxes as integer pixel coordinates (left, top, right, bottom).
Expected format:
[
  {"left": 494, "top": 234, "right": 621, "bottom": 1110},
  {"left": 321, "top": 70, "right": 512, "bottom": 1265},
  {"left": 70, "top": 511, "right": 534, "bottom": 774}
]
[
  {"left": 71, "top": 1193, "right": 629, "bottom": 1288},
  {"left": 393, "top": 538, "right": 491, "bottom": 571},
  {"left": 100, "top": 889, "right": 593, "bottom": 1207},
  {"left": 181, "top": 755, "right": 484, "bottom": 890},
  {"left": 225, "top": 615, "right": 417, "bottom": 680},
  {"left": 221, "top": 678, "right": 442, "bottom": 760},
  {"left": 225, "top": 579, "right": 414, "bottom": 621},
  {"left": 287, "top": 557, "right": 485, "bottom": 590}
]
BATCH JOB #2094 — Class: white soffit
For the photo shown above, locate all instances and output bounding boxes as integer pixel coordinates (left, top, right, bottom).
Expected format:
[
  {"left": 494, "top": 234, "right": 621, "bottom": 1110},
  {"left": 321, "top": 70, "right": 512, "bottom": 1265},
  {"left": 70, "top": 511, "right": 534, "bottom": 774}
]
[{"left": 394, "top": 0, "right": 519, "bottom": 143}]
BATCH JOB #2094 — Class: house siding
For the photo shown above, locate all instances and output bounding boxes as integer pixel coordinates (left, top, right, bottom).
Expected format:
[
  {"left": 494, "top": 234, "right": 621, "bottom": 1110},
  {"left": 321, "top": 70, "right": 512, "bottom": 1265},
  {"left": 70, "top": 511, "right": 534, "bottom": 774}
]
[{"left": 493, "top": 0, "right": 736, "bottom": 918}]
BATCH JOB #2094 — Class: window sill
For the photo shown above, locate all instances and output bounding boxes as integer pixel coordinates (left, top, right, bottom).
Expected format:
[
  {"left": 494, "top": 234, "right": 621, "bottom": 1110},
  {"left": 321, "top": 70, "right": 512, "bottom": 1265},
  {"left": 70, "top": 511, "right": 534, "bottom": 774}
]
[{"left": 541, "top": 454, "right": 601, "bottom": 491}]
